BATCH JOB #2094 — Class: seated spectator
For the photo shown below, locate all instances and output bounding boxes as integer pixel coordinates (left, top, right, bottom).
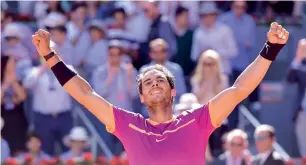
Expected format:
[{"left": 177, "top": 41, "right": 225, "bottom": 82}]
[
  {"left": 191, "top": 49, "right": 229, "bottom": 157},
  {"left": 107, "top": 7, "right": 139, "bottom": 65},
  {"left": 140, "top": 38, "right": 186, "bottom": 101},
  {"left": 22, "top": 57, "right": 74, "bottom": 156},
  {"left": 66, "top": 2, "right": 91, "bottom": 68},
  {"left": 60, "top": 127, "right": 89, "bottom": 163},
  {"left": 1, "top": 55, "right": 28, "bottom": 156},
  {"left": 83, "top": 19, "right": 108, "bottom": 77},
  {"left": 191, "top": 49, "right": 228, "bottom": 105},
  {"left": 43, "top": 12, "right": 74, "bottom": 65},
  {"left": 191, "top": 1, "right": 237, "bottom": 78},
  {"left": 140, "top": 1, "right": 177, "bottom": 61},
  {"left": 211, "top": 129, "right": 252, "bottom": 165},
  {"left": 15, "top": 132, "right": 50, "bottom": 165},
  {"left": 174, "top": 93, "right": 201, "bottom": 115},
  {"left": 287, "top": 38, "right": 306, "bottom": 158},
  {"left": 172, "top": 6, "right": 195, "bottom": 82},
  {"left": 91, "top": 40, "right": 138, "bottom": 156},
  {"left": 1, "top": 117, "right": 10, "bottom": 162},
  {"left": 253, "top": 124, "right": 285, "bottom": 165}
]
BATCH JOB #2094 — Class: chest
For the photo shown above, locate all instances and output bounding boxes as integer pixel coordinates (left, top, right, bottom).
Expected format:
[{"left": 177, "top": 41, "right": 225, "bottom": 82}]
[{"left": 123, "top": 119, "right": 206, "bottom": 163}]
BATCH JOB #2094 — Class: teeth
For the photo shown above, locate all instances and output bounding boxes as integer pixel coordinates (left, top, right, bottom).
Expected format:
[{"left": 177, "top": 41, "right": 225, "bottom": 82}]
[{"left": 151, "top": 90, "right": 161, "bottom": 94}]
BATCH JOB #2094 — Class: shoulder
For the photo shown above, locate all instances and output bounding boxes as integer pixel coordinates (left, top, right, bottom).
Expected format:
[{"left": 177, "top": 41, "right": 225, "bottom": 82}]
[
  {"left": 271, "top": 151, "right": 285, "bottom": 161},
  {"left": 140, "top": 64, "right": 151, "bottom": 72},
  {"left": 167, "top": 61, "right": 182, "bottom": 71},
  {"left": 219, "top": 11, "right": 232, "bottom": 20}
]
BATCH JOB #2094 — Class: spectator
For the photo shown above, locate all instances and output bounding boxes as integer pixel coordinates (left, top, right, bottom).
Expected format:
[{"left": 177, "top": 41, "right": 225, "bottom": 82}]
[
  {"left": 66, "top": 2, "right": 91, "bottom": 68},
  {"left": 85, "top": 1, "right": 100, "bottom": 21},
  {"left": 43, "top": 12, "right": 74, "bottom": 65},
  {"left": 211, "top": 129, "right": 252, "bottom": 165},
  {"left": 287, "top": 38, "right": 306, "bottom": 158},
  {"left": 1, "top": 117, "right": 10, "bottom": 162},
  {"left": 91, "top": 40, "right": 138, "bottom": 156},
  {"left": 15, "top": 132, "right": 50, "bottom": 165},
  {"left": 3, "top": 23, "right": 32, "bottom": 80},
  {"left": 107, "top": 7, "right": 139, "bottom": 65},
  {"left": 60, "top": 127, "right": 89, "bottom": 162},
  {"left": 191, "top": 1, "right": 238, "bottom": 78},
  {"left": 141, "top": 38, "right": 186, "bottom": 101},
  {"left": 174, "top": 93, "right": 201, "bottom": 115},
  {"left": 1, "top": 55, "right": 28, "bottom": 156},
  {"left": 191, "top": 50, "right": 228, "bottom": 105},
  {"left": 22, "top": 58, "right": 74, "bottom": 156},
  {"left": 83, "top": 19, "right": 108, "bottom": 77},
  {"left": 172, "top": 6, "right": 195, "bottom": 82},
  {"left": 219, "top": 0, "right": 259, "bottom": 128},
  {"left": 141, "top": 1, "right": 177, "bottom": 59},
  {"left": 253, "top": 124, "right": 285, "bottom": 165},
  {"left": 191, "top": 49, "right": 229, "bottom": 157}
]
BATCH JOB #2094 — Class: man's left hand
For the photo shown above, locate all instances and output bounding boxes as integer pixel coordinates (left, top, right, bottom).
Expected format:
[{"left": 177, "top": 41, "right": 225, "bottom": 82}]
[{"left": 267, "top": 22, "right": 289, "bottom": 44}]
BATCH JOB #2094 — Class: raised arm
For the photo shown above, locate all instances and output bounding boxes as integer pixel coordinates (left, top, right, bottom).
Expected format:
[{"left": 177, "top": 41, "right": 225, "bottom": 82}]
[
  {"left": 208, "top": 22, "right": 289, "bottom": 127},
  {"left": 32, "top": 29, "right": 115, "bottom": 130}
]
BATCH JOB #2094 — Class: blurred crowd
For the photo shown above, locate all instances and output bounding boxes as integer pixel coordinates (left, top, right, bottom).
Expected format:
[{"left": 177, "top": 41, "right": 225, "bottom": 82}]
[{"left": 1, "top": 1, "right": 306, "bottom": 165}]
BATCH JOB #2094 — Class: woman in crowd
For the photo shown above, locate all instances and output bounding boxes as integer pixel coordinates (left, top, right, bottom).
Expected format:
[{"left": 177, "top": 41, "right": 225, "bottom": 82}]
[
  {"left": 1, "top": 54, "right": 28, "bottom": 156},
  {"left": 191, "top": 49, "right": 229, "bottom": 158}
]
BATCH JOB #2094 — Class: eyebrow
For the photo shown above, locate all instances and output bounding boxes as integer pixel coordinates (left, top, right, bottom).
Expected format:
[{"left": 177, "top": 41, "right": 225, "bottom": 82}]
[{"left": 143, "top": 78, "right": 151, "bottom": 84}]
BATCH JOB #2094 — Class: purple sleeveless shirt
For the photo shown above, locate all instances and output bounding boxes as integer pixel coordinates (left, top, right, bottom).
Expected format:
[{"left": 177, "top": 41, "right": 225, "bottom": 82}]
[{"left": 111, "top": 103, "right": 215, "bottom": 165}]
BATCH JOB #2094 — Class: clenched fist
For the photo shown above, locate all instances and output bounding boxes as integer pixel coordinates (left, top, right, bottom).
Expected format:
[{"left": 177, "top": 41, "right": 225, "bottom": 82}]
[
  {"left": 267, "top": 22, "right": 289, "bottom": 44},
  {"left": 32, "top": 29, "right": 53, "bottom": 56}
]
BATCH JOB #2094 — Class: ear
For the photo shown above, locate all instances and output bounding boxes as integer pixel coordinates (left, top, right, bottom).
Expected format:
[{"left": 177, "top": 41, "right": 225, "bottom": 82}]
[
  {"left": 140, "top": 94, "right": 144, "bottom": 103},
  {"left": 171, "top": 88, "right": 176, "bottom": 98}
]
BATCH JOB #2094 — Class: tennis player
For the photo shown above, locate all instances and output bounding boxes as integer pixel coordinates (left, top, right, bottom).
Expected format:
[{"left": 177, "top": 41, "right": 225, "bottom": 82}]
[{"left": 32, "top": 22, "right": 288, "bottom": 165}]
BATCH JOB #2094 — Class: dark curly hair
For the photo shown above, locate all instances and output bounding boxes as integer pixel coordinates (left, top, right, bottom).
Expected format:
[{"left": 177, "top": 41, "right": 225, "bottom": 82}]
[{"left": 136, "top": 64, "right": 175, "bottom": 103}]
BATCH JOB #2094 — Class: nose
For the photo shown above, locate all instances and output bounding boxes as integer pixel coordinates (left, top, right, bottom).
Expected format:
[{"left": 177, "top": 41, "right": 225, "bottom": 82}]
[{"left": 151, "top": 80, "right": 159, "bottom": 87}]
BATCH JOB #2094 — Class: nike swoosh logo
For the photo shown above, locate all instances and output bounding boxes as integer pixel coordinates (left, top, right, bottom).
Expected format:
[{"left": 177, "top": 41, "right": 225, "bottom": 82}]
[{"left": 156, "top": 137, "right": 167, "bottom": 143}]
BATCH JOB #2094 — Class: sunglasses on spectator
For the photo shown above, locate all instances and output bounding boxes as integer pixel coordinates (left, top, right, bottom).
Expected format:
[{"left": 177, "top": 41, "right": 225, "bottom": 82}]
[
  {"left": 151, "top": 49, "right": 167, "bottom": 54},
  {"left": 255, "top": 135, "right": 269, "bottom": 141},
  {"left": 5, "top": 36, "right": 18, "bottom": 41},
  {"left": 203, "top": 62, "right": 215, "bottom": 67},
  {"left": 230, "top": 142, "right": 243, "bottom": 147}
]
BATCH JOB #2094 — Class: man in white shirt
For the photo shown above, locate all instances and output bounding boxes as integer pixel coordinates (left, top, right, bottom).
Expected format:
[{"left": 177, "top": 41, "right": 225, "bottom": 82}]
[
  {"left": 191, "top": 1, "right": 238, "bottom": 77},
  {"left": 252, "top": 125, "right": 285, "bottom": 165}
]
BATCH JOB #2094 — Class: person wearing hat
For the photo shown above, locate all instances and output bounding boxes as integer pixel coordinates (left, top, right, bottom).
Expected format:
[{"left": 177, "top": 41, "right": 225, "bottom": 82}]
[
  {"left": 174, "top": 93, "right": 201, "bottom": 115},
  {"left": 191, "top": 1, "right": 238, "bottom": 79},
  {"left": 81, "top": 19, "right": 108, "bottom": 78},
  {"left": 60, "top": 127, "right": 89, "bottom": 162},
  {"left": 91, "top": 40, "right": 138, "bottom": 156},
  {"left": 43, "top": 12, "right": 74, "bottom": 65}
]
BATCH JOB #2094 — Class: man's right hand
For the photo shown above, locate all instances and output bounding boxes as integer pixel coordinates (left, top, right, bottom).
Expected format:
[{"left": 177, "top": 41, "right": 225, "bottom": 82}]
[{"left": 32, "top": 29, "right": 52, "bottom": 57}]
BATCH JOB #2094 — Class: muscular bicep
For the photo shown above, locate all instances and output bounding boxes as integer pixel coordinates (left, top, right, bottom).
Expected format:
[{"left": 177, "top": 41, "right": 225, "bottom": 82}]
[
  {"left": 209, "top": 87, "right": 242, "bottom": 127},
  {"left": 64, "top": 76, "right": 115, "bottom": 130}
]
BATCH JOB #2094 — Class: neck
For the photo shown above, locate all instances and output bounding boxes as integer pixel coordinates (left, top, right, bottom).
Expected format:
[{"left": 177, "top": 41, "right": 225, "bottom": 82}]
[
  {"left": 204, "top": 22, "right": 215, "bottom": 29},
  {"left": 261, "top": 148, "right": 272, "bottom": 154},
  {"left": 176, "top": 23, "right": 187, "bottom": 33},
  {"left": 155, "top": 60, "right": 166, "bottom": 65},
  {"left": 235, "top": 13, "right": 243, "bottom": 19},
  {"left": 30, "top": 150, "right": 40, "bottom": 157},
  {"left": 147, "top": 104, "right": 173, "bottom": 124}
]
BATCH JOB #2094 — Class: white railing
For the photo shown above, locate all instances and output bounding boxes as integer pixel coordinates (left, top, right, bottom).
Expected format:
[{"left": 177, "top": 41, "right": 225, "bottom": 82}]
[
  {"left": 239, "top": 105, "right": 291, "bottom": 161},
  {"left": 74, "top": 107, "right": 113, "bottom": 160}
]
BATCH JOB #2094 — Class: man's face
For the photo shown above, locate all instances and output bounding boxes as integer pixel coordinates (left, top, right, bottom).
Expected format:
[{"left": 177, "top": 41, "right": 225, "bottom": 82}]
[
  {"left": 5, "top": 37, "right": 20, "bottom": 46},
  {"left": 73, "top": 7, "right": 87, "bottom": 21},
  {"left": 27, "top": 137, "right": 41, "bottom": 152},
  {"left": 142, "top": 3, "right": 155, "bottom": 20},
  {"left": 70, "top": 140, "right": 86, "bottom": 150},
  {"left": 201, "top": 14, "right": 217, "bottom": 27},
  {"left": 228, "top": 136, "right": 246, "bottom": 157},
  {"left": 232, "top": 1, "right": 247, "bottom": 16},
  {"left": 255, "top": 131, "right": 274, "bottom": 153},
  {"left": 108, "top": 47, "right": 122, "bottom": 66},
  {"left": 149, "top": 45, "right": 168, "bottom": 63},
  {"left": 176, "top": 11, "right": 189, "bottom": 28},
  {"left": 140, "top": 70, "right": 175, "bottom": 109},
  {"left": 89, "top": 28, "right": 104, "bottom": 41},
  {"left": 49, "top": 29, "right": 65, "bottom": 43},
  {"left": 114, "top": 12, "right": 126, "bottom": 27}
]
